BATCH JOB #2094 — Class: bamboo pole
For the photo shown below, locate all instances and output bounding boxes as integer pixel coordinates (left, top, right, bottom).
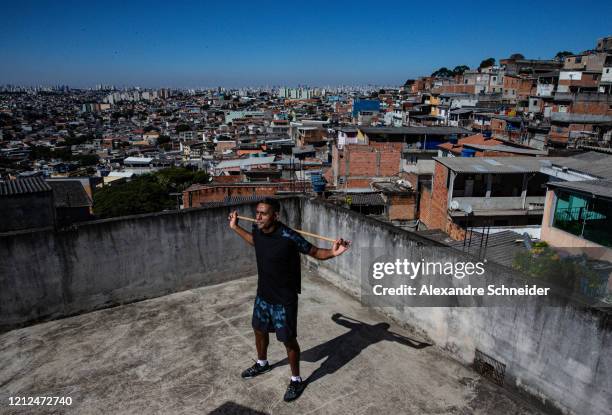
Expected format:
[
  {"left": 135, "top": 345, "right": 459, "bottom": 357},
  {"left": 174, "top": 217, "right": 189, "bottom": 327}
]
[{"left": 237, "top": 215, "right": 337, "bottom": 243}]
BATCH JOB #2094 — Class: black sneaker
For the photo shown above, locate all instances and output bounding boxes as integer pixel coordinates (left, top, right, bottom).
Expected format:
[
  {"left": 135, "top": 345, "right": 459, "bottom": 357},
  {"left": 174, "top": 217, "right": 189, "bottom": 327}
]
[
  {"left": 283, "top": 379, "right": 306, "bottom": 402},
  {"left": 241, "top": 362, "right": 271, "bottom": 379}
]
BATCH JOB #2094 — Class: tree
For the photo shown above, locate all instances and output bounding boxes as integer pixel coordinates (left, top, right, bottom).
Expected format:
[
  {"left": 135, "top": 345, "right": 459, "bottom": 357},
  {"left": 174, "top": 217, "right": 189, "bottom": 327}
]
[
  {"left": 29, "top": 145, "right": 72, "bottom": 161},
  {"left": 93, "top": 175, "right": 174, "bottom": 219},
  {"left": 64, "top": 134, "right": 93, "bottom": 147},
  {"left": 479, "top": 58, "right": 496, "bottom": 69},
  {"left": 555, "top": 51, "right": 573, "bottom": 61},
  {"left": 93, "top": 168, "right": 210, "bottom": 219},
  {"left": 73, "top": 154, "right": 99, "bottom": 166},
  {"left": 157, "top": 135, "right": 171, "bottom": 145},
  {"left": 431, "top": 67, "right": 454, "bottom": 77},
  {"left": 176, "top": 124, "right": 191, "bottom": 133},
  {"left": 452, "top": 65, "right": 470, "bottom": 76},
  {"left": 143, "top": 125, "right": 159, "bottom": 133},
  {"left": 509, "top": 53, "right": 525, "bottom": 60}
]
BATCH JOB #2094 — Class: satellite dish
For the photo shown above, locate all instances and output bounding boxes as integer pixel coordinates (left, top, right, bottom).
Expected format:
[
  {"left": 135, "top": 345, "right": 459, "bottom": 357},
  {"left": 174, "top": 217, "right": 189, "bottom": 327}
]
[
  {"left": 450, "top": 200, "right": 460, "bottom": 210},
  {"left": 463, "top": 204, "right": 473, "bottom": 214}
]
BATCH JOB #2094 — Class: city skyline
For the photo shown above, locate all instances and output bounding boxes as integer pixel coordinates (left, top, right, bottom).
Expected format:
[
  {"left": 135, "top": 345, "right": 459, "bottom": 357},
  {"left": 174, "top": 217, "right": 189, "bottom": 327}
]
[{"left": 1, "top": 0, "right": 611, "bottom": 88}]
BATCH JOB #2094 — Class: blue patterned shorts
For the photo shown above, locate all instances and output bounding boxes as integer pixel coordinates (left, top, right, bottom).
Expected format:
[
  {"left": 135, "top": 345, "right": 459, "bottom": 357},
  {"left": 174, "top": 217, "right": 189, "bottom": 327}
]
[{"left": 252, "top": 296, "right": 298, "bottom": 342}]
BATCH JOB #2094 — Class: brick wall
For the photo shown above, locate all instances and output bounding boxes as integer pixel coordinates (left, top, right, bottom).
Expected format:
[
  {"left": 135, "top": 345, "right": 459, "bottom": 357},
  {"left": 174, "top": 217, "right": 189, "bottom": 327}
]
[
  {"left": 335, "top": 143, "right": 402, "bottom": 188},
  {"left": 431, "top": 84, "right": 476, "bottom": 94},
  {"left": 446, "top": 219, "right": 467, "bottom": 240},
  {"left": 418, "top": 185, "right": 432, "bottom": 225},
  {"left": 503, "top": 75, "right": 520, "bottom": 89},
  {"left": 388, "top": 194, "right": 416, "bottom": 221},
  {"left": 422, "top": 162, "right": 450, "bottom": 230},
  {"left": 571, "top": 101, "right": 612, "bottom": 115},
  {"left": 183, "top": 183, "right": 299, "bottom": 207},
  {"left": 345, "top": 178, "right": 372, "bottom": 188},
  {"left": 215, "top": 141, "right": 235, "bottom": 154},
  {"left": 517, "top": 78, "right": 536, "bottom": 99}
]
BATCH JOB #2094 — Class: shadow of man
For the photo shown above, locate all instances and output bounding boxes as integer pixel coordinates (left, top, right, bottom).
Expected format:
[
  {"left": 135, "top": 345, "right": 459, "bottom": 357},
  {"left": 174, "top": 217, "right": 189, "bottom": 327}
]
[{"left": 274, "top": 313, "right": 430, "bottom": 385}]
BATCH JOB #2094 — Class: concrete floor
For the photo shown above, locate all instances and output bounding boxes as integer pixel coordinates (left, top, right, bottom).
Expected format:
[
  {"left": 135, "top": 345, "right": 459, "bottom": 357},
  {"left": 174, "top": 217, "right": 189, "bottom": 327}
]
[{"left": 0, "top": 271, "right": 547, "bottom": 415}]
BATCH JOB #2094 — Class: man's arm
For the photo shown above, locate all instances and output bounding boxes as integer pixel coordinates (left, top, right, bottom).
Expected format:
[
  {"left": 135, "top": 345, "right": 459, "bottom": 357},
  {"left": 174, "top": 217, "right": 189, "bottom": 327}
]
[
  {"left": 308, "top": 238, "right": 350, "bottom": 260},
  {"left": 228, "top": 210, "right": 254, "bottom": 246}
]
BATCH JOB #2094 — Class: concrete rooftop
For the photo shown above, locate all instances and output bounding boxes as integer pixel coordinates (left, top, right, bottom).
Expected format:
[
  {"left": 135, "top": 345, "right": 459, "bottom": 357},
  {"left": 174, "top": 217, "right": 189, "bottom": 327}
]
[{"left": 0, "top": 271, "right": 547, "bottom": 415}]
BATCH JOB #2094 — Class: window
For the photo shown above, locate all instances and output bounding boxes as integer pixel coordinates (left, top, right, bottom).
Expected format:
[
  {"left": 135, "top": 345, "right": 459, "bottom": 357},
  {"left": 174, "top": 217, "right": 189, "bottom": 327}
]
[{"left": 552, "top": 190, "right": 612, "bottom": 247}]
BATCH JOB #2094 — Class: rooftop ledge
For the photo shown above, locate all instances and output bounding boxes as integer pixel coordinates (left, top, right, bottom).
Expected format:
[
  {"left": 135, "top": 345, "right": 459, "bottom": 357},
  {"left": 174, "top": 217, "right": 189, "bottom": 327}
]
[{"left": 1, "top": 196, "right": 611, "bottom": 415}]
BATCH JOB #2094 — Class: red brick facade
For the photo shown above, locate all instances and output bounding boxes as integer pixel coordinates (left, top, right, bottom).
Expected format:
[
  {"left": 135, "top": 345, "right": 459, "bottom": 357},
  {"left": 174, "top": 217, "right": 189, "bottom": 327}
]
[
  {"left": 388, "top": 194, "right": 416, "bottom": 221},
  {"left": 183, "top": 182, "right": 307, "bottom": 208},
  {"left": 334, "top": 143, "right": 402, "bottom": 188},
  {"left": 425, "top": 162, "right": 449, "bottom": 231}
]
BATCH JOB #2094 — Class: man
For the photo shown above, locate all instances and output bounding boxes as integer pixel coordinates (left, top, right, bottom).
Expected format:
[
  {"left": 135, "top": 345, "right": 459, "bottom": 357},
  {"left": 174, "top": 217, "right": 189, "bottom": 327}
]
[{"left": 228, "top": 197, "right": 350, "bottom": 402}]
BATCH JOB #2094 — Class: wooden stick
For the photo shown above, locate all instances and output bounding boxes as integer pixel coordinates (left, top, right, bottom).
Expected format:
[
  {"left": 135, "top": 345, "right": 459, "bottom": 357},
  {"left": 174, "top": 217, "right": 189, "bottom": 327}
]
[{"left": 237, "top": 215, "right": 337, "bottom": 243}]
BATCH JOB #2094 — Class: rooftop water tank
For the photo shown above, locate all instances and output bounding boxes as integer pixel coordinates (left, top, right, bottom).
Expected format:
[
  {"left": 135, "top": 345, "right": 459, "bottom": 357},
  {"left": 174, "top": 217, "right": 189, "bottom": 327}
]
[{"left": 461, "top": 148, "right": 476, "bottom": 157}]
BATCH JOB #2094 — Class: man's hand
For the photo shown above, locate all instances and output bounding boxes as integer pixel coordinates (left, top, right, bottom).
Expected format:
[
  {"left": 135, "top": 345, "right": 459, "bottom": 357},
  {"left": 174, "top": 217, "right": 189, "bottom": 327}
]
[
  {"left": 228, "top": 210, "right": 254, "bottom": 246},
  {"left": 332, "top": 238, "right": 351, "bottom": 257},
  {"left": 228, "top": 210, "right": 239, "bottom": 230}
]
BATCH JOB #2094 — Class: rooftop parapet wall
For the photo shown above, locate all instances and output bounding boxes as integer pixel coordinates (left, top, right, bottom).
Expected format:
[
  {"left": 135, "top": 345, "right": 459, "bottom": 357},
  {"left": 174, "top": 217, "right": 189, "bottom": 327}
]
[
  {"left": 300, "top": 198, "right": 611, "bottom": 415},
  {"left": 1, "top": 197, "right": 610, "bottom": 414},
  {"left": 0, "top": 199, "right": 302, "bottom": 333}
]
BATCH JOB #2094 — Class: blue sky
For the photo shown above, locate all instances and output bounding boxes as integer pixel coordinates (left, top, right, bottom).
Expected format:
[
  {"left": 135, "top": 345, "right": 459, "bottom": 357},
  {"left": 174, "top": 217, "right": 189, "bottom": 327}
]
[{"left": 1, "top": 0, "right": 611, "bottom": 88}]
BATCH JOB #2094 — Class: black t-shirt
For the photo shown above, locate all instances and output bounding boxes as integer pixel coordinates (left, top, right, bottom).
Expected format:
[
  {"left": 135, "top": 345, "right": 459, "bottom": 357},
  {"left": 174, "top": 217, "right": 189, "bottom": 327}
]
[{"left": 252, "top": 222, "right": 313, "bottom": 305}]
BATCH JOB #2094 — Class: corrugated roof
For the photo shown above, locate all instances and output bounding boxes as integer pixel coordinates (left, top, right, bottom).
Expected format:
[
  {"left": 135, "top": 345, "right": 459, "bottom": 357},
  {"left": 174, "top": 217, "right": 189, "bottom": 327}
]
[
  {"left": 347, "top": 193, "right": 386, "bottom": 206},
  {"left": 360, "top": 126, "right": 472, "bottom": 136},
  {"left": 551, "top": 113, "right": 612, "bottom": 124},
  {"left": 199, "top": 195, "right": 267, "bottom": 208},
  {"left": 463, "top": 144, "right": 548, "bottom": 155},
  {"left": 550, "top": 152, "right": 612, "bottom": 179},
  {"left": 215, "top": 156, "right": 276, "bottom": 169},
  {"left": 417, "top": 229, "right": 529, "bottom": 267},
  {"left": 547, "top": 179, "right": 612, "bottom": 200},
  {"left": 47, "top": 181, "right": 92, "bottom": 208},
  {"left": 434, "top": 156, "right": 558, "bottom": 174},
  {"left": 124, "top": 157, "right": 154, "bottom": 164},
  {"left": 0, "top": 177, "right": 52, "bottom": 196}
]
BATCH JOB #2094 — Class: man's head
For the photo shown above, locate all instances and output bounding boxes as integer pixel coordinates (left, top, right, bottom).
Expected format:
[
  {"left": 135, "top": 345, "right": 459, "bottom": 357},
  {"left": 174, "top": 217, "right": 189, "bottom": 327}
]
[{"left": 255, "top": 198, "right": 281, "bottom": 231}]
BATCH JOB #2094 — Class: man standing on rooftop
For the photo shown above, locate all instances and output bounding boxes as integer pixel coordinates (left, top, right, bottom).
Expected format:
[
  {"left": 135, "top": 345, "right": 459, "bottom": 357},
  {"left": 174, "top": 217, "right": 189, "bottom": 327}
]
[{"left": 228, "top": 197, "right": 350, "bottom": 402}]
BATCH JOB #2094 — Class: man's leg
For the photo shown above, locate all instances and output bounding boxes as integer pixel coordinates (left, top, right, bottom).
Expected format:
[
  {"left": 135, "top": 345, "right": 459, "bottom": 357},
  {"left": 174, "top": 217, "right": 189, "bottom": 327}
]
[
  {"left": 255, "top": 328, "right": 269, "bottom": 361},
  {"left": 283, "top": 338, "right": 300, "bottom": 377},
  {"left": 242, "top": 298, "right": 272, "bottom": 379},
  {"left": 283, "top": 337, "right": 306, "bottom": 401}
]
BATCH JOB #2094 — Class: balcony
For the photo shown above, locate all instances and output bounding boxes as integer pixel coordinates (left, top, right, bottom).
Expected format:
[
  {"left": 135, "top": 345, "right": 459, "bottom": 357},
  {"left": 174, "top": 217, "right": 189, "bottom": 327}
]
[
  {"left": 450, "top": 196, "right": 546, "bottom": 215},
  {"left": 0, "top": 197, "right": 610, "bottom": 414}
]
